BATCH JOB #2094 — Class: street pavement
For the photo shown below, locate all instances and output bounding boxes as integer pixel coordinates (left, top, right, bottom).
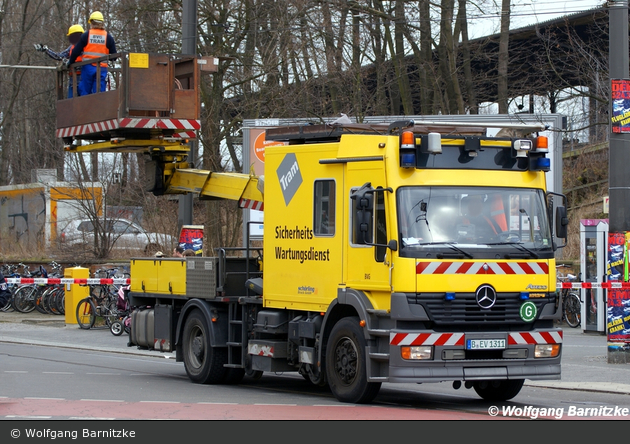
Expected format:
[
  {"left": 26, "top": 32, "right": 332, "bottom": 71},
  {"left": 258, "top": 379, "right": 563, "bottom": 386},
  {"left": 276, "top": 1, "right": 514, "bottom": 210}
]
[{"left": 1, "top": 309, "right": 630, "bottom": 396}]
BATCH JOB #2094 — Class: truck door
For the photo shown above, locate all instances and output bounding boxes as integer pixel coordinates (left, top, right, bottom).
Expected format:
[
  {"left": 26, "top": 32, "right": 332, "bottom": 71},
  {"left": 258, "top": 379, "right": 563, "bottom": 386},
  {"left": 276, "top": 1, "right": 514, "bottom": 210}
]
[{"left": 345, "top": 167, "right": 392, "bottom": 296}]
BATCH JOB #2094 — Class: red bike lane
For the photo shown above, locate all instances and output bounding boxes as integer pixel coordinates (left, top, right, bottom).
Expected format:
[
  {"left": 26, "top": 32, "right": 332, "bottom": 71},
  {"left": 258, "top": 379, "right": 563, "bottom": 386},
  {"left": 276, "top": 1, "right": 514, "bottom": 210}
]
[{"left": 0, "top": 398, "right": 500, "bottom": 420}]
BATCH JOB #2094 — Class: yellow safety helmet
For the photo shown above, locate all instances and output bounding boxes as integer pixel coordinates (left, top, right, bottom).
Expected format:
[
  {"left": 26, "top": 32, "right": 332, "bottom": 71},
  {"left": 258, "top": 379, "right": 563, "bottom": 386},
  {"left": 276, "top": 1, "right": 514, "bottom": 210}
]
[
  {"left": 67, "top": 24, "right": 85, "bottom": 36},
  {"left": 88, "top": 11, "right": 104, "bottom": 23}
]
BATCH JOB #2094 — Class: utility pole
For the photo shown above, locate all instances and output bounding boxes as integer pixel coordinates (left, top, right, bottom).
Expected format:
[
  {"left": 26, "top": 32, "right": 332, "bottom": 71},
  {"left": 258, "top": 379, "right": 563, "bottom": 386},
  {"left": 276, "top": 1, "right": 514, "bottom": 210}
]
[
  {"left": 608, "top": 0, "right": 630, "bottom": 363},
  {"left": 178, "top": 0, "right": 197, "bottom": 229}
]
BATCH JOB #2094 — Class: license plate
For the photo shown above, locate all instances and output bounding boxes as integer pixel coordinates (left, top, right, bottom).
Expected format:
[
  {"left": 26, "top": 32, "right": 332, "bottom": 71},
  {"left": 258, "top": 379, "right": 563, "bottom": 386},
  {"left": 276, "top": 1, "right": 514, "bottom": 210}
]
[{"left": 466, "top": 339, "right": 506, "bottom": 350}]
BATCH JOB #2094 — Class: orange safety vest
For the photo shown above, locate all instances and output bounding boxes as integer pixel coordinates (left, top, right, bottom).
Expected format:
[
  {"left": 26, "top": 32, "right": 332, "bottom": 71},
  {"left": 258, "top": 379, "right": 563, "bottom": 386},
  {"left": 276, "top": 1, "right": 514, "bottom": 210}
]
[
  {"left": 463, "top": 215, "right": 499, "bottom": 235},
  {"left": 82, "top": 29, "right": 109, "bottom": 67},
  {"left": 490, "top": 195, "right": 508, "bottom": 231},
  {"left": 68, "top": 44, "right": 83, "bottom": 76}
]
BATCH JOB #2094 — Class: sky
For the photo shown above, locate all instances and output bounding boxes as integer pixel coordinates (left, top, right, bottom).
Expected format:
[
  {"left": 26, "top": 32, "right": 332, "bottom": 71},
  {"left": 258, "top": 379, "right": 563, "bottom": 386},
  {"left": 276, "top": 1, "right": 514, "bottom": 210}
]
[{"left": 469, "top": 0, "right": 607, "bottom": 39}]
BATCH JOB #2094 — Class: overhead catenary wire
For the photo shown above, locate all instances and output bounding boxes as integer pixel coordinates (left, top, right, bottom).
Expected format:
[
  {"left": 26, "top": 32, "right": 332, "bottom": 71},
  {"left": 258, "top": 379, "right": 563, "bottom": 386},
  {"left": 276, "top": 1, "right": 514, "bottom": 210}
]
[{"left": 0, "top": 65, "right": 58, "bottom": 70}]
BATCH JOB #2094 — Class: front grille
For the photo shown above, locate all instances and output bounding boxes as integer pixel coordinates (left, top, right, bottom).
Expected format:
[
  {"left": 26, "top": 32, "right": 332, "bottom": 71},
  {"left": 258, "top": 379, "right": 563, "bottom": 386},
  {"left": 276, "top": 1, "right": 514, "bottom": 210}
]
[{"left": 407, "top": 292, "right": 551, "bottom": 326}]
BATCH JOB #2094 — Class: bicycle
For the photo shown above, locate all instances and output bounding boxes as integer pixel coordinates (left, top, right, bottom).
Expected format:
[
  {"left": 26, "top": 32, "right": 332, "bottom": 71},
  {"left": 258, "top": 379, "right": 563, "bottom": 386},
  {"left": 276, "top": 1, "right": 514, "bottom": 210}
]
[
  {"left": 11, "top": 263, "right": 43, "bottom": 314},
  {"left": 76, "top": 267, "right": 127, "bottom": 329},
  {"left": 557, "top": 264, "right": 581, "bottom": 328},
  {"left": 1, "top": 263, "right": 22, "bottom": 312}
]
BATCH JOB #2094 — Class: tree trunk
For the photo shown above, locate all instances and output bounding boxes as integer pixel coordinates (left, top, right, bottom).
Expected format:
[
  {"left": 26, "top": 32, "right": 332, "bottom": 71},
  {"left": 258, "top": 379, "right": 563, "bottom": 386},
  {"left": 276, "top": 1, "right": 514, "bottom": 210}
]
[{"left": 497, "top": 0, "right": 511, "bottom": 114}]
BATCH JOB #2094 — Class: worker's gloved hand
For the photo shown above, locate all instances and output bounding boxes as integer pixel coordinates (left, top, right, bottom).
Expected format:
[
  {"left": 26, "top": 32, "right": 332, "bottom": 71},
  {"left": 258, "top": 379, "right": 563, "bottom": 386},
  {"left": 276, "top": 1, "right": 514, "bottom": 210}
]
[{"left": 34, "top": 44, "right": 48, "bottom": 52}]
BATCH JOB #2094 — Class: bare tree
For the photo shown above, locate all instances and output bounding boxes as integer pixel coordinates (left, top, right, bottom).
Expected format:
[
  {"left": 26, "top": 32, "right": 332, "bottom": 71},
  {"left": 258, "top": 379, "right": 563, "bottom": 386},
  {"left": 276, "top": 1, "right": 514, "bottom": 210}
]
[{"left": 497, "top": 0, "right": 510, "bottom": 113}]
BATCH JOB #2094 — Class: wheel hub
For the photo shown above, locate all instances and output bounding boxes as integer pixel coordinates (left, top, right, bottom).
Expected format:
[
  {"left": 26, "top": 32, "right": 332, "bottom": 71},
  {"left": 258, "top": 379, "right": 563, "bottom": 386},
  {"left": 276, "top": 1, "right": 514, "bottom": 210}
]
[
  {"left": 335, "top": 337, "right": 358, "bottom": 384},
  {"left": 192, "top": 334, "right": 204, "bottom": 359}
]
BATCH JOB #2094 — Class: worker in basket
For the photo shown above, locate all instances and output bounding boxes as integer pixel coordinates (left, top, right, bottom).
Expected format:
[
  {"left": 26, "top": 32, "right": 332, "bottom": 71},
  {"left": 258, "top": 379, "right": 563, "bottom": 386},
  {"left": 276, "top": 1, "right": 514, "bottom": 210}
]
[
  {"left": 34, "top": 24, "right": 85, "bottom": 98},
  {"left": 68, "top": 11, "right": 117, "bottom": 96}
]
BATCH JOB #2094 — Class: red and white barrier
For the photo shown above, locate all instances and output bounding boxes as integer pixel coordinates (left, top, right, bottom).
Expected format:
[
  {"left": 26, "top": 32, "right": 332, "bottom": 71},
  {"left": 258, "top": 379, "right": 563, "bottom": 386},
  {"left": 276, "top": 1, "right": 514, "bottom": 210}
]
[
  {"left": 5, "top": 278, "right": 130, "bottom": 285},
  {"left": 557, "top": 282, "right": 630, "bottom": 289},
  {"left": 3, "top": 279, "right": 617, "bottom": 289}
]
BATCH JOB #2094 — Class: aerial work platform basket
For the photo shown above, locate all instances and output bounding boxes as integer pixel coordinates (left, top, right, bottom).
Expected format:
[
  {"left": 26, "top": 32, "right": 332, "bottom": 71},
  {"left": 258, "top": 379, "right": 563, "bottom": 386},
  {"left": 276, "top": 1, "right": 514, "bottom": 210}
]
[{"left": 56, "top": 52, "right": 216, "bottom": 148}]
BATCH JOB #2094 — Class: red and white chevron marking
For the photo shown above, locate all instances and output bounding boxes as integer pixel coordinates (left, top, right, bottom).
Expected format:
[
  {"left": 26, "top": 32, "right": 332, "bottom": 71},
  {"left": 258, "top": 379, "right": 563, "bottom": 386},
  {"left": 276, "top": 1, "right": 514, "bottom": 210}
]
[
  {"left": 508, "top": 331, "right": 563, "bottom": 345},
  {"left": 390, "top": 331, "right": 562, "bottom": 346},
  {"left": 118, "top": 117, "right": 200, "bottom": 131},
  {"left": 6, "top": 278, "right": 130, "bottom": 285},
  {"left": 416, "top": 261, "right": 549, "bottom": 275},
  {"left": 248, "top": 343, "right": 275, "bottom": 357},
  {"left": 56, "top": 118, "right": 200, "bottom": 139},
  {"left": 390, "top": 332, "right": 465, "bottom": 346},
  {"left": 57, "top": 119, "right": 119, "bottom": 138},
  {"left": 239, "top": 198, "right": 264, "bottom": 211}
]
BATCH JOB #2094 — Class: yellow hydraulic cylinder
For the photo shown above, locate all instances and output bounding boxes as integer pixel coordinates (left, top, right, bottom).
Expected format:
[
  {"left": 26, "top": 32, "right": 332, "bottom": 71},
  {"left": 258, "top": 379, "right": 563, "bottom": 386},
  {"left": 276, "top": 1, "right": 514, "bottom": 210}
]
[{"left": 64, "top": 267, "right": 89, "bottom": 325}]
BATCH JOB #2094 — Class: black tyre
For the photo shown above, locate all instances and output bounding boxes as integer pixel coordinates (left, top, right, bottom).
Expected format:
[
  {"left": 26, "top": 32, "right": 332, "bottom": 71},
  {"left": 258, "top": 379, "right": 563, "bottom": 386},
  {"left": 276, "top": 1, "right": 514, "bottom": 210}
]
[
  {"left": 40, "top": 288, "right": 57, "bottom": 314},
  {"left": 33, "top": 288, "right": 48, "bottom": 314},
  {"left": 12, "top": 286, "right": 37, "bottom": 313},
  {"left": 222, "top": 368, "right": 246, "bottom": 384},
  {"left": 564, "top": 292, "right": 581, "bottom": 328},
  {"left": 53, "top": 288, "right": 66, "bottom": 315},
  {"left": 325, "top": 317, "right": 381, "bottom": 404},
  {"left": 110, "top": 320, "right": 124, "bottom": 336},
  {"left": 473, "top": 379, "right": 524, "bottom": 401},
  {"left": 182, "top": 309, "right": 227, "bottom": 384},
  {"left": 245, "top": 369, "right": 264, "bottom": 380},
  {"left": 0, "top": 290, "right": 13, "bottom": 312},
  {"left": 76, "top": 298, "right": 96, "bottom": 329}
]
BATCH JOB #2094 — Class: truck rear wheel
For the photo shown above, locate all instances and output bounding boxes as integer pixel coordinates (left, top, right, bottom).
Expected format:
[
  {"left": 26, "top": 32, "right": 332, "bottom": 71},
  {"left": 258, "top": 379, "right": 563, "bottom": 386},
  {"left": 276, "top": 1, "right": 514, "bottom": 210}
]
[
  {"left": 182, "top": 309, "right": 227, "bottom": 384},
  {"left": 222, "top": 368, "right": 245, "bottom": 384},
  {"left": 325, "top": 317, "right": 381, "bottom": 404},
  {"left": 473, "top": 379, "right": 524, "bottom": 401}
]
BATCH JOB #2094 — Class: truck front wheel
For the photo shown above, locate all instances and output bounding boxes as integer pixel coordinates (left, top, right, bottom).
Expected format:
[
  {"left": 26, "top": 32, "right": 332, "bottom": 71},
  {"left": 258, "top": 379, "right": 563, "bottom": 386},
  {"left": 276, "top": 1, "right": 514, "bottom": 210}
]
[
  {"left": 182, "top": 309, "right": 227, "bottom": 384},
  {"left": 325, "top": 317, "right": 381, "bottom": 404},
  {"left": 473, "top": 379, "right": 524, "bottom": 401}
]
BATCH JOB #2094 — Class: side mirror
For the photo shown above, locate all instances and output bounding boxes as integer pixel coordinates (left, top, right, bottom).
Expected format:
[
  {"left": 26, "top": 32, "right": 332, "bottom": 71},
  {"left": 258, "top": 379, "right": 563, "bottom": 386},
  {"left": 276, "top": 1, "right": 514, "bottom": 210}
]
[
  {"left": 351, "top": 183, "right": 374, "bottom": 245},
  {"left": 555, "top": 206, "right": 568, "bottom": 239},
  {"left": 547, "top": 191, "right": 568, "bottom": 249}
]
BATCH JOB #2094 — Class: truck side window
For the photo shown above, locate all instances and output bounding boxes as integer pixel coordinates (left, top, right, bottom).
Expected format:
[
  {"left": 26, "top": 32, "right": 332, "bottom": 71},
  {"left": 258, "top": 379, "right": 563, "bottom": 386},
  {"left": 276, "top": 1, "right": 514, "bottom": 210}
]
[
  {"left": 374, "top": 191, "right": 387, "bottom": 262},
  {"left": 314, "top": 180, "right": 335, "bottom": 236}
]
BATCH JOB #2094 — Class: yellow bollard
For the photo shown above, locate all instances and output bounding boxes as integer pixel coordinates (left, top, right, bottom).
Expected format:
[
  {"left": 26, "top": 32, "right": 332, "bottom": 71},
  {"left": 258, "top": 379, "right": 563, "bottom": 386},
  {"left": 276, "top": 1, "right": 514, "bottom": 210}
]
[{"left": 64, "top": 267, "right": 89, "bottom": 325}]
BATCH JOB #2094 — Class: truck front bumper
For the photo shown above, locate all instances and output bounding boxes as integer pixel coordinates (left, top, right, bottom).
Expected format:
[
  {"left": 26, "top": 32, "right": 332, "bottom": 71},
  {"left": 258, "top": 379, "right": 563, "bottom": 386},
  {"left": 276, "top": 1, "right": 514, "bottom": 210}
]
[{"left": 385, "top": 329, "right": 562, "bottom": 383}]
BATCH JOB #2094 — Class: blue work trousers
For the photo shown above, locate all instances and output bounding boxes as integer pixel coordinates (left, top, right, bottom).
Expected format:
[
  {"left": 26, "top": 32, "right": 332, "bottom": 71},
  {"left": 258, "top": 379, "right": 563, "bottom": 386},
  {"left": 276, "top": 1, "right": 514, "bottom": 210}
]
[
  {"left": 79, "top": 64, "right": 108, "bottom": 96},
  {"left": 67, "top": 75, "right": 81, "bottom": 98}
]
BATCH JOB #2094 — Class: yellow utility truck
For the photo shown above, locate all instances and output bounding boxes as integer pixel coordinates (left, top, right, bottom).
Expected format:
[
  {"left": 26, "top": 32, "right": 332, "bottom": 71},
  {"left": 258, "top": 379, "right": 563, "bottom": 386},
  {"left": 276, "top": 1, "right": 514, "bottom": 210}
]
[
  {"left": 129, "top": 120, "right": 568, "bottom": 404},
  {"left": 58, "top": 53, "right": 568, "bottom": 404}
]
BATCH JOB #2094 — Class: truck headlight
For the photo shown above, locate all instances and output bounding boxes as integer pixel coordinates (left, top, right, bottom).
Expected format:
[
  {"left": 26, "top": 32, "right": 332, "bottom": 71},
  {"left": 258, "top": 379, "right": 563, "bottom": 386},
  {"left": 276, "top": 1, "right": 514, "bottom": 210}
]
[
  {"left": 401, "top": 346, "right": 433, "bottom": 360},
  {"left": 535, "top": 344, "right": 560, "bottom": 358}
]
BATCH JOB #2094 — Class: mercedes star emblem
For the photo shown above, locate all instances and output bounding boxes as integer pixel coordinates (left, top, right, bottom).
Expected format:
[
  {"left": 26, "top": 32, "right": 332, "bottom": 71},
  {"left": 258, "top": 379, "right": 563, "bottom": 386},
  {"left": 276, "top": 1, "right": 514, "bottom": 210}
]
[{"left": 476, "top": 285, "right": 497, "bottom": 309}]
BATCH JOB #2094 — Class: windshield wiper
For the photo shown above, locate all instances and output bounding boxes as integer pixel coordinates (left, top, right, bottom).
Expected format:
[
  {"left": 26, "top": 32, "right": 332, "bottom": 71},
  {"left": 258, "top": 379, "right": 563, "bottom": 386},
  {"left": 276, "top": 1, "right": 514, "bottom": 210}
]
[
  {"left": 418, "top": 242, "right": 473, "bottom": 259},
  {"left": 486, "top": 241, "right": 539, "bottom": 259}
]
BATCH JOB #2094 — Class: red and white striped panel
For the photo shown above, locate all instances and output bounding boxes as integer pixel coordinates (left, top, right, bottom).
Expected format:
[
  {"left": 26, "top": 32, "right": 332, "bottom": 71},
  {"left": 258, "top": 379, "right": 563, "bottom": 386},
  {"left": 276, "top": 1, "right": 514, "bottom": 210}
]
[
  {"left": 248, "top": 342, "right": 275, "bottom": 357},
  {"left": 118, "top": 117, "right": 200, "bottom": 131},
  {"left": 508, "top": 331, "right": 563, "bottom": 345},
  {"left": 390, "top": 331, "right": 562, "bottom": 347},
  {"left": 174, "top": 131, "right": 198, "bottom": 139},
  {"left": 56, "top": 119, "right": 119, "bottom": 138},
  {"left": 6, "top": 278, "right": 130, "bottom": 286},
  {"left": 416, "top": 261, "right": 549, "bottom": 275},
  {"left": 239, "top": 199, "right": 264, "bottom": 211},
  {"left": 390, "top": 332, "right": 465, "bottom": 346},
  {"left": 56, "top": 118, "right": 200, "bottom": 139}
]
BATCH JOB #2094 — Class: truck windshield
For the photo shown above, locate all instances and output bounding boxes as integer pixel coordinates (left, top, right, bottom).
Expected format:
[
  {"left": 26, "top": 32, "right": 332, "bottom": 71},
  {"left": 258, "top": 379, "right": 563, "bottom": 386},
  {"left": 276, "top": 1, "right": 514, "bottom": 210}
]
[{"left": 397, "top": 186, "right": 553, "bottom": 258}]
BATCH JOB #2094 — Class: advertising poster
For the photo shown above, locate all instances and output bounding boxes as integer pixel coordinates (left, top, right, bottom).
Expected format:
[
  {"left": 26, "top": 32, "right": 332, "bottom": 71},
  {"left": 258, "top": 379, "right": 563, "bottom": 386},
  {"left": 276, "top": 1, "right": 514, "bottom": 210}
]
[
  {"left": 611, "top": 79, "right": 630, "bottom": 133},
  {"left": 606, "top": 232, "right": 630, "bottom": 344},
  {"left": 178, "top": 225, "right": 204, "bottom": 255}
]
